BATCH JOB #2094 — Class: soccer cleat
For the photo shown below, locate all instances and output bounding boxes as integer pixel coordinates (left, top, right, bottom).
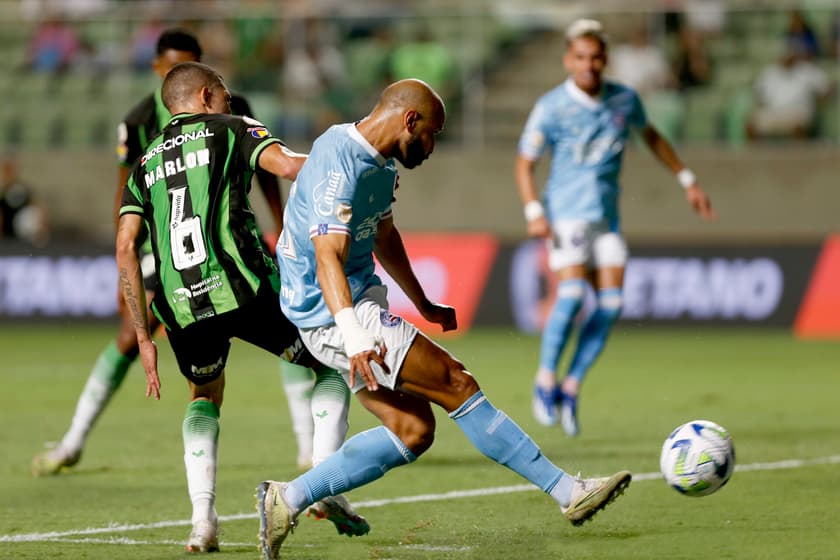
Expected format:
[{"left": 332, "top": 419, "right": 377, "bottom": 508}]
[
  {"left": 558, "top": 391, "right": 579, "bottom": 437},
  {"left": 561, "top": 471, "right": 632, "bottom": 526},
  {"left": 306, "top": 494, "right": 370, "bottom": 537},
  {"left": 256, "top": 480, "right": 295, "bottom": 560},
  {"left": 31, "top": 445, "right": 82, "bottom": 477},
  {"left": 186, "top": 518, "right": 219, "bottom": 553},
  {"left": 531, "top": 385, "right": 558, "bottom": 426}
]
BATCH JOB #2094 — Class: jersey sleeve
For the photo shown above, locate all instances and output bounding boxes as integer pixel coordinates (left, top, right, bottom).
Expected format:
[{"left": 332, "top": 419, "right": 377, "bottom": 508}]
[
  {"left": 230, "top": 115, "right": 284, "bottom": 171},
  {"left": 518, "top": 98, "right": 551, "bottom": 160},
  {"left": 119, "top": 169, "right": 144, "bottom": 217},
  {"left": 628, "top": 89, "right": 648, "bottom": 130},
  {"left": 117, "top": 120, "right": 144, "bottom": 168}
]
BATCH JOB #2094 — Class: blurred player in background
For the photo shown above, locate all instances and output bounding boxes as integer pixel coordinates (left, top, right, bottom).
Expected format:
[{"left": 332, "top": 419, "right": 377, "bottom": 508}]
[
  {"left": 32, "top": 29, "right": 329, "bottom": 478},
  {"left": 117, "top": 62, "right": 366, "bottom": 552},
  {"left": 515, "top": 19, "right": 714, "bottom": 436},
  {"left": 255, "top": 78, "right": 631, "bottom": 560}
]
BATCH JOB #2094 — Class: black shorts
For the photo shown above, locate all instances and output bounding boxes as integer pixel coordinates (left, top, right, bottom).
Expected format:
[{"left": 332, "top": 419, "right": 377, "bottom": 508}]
[{"left": 166, "top": 289, "right": 314, "bottom": 385}]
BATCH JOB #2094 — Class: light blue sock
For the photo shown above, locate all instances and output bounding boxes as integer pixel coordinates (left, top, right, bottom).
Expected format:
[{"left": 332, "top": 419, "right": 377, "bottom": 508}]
[
  {"left": 539, "top": 279, "right": 586, "bottom": 372},
  {"left": 284, "top": 426, "right": 416, "bottom": 513},
  {"left": 568, "top": 288, "right": 622, "bottom": 383},
  {"left": 449, "top": 391, "right": 566, "bottom": 494}
]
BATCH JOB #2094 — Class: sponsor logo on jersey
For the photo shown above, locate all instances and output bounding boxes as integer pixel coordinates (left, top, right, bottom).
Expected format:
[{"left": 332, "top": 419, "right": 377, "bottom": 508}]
[
  {"left": 248, "top": 127, "right": 269, "bottom": 139},
  {"left": 141, "top": 129, "right": 214, "bottom": 164},
  {"left": 172, "top": 287, "right": 192, "bottom": 303},
  {"left": 314, "top": 171, "right": 345, "bottom": 217},
  {"left": 379, "top": 310, "right": 402, "bottom": 327},
  {"left": 335, "top": 203, "right": 352, "bottom": 224}
]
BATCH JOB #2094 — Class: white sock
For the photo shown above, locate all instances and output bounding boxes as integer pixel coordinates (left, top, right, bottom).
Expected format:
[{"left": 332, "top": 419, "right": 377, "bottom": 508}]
[
  {"left": 182, "top": 400, "right": 219, "bottom": 524},
  {"left": 310, "top": 367, "right": 350, "bottom": 466},
  {"left": 280, "top": 361, "right": 315, "bottom": 467},
  {"left": 60, "top": 342, "right": 132, "bottom": 453}
]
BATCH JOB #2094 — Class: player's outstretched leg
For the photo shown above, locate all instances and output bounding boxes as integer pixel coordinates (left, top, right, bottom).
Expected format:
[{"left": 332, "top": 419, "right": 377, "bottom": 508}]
[
  {"left": 562, "top": 287, "right": 622, "bottom": 436},
  {"left": 533, "top": 279, "right": 585, "bottom": 426},
  {"left": 450, "top": 390, "right": 631, "bottom": 525},
  {"left": 32, "top": 341, "right": 133, "bottom": 476}
]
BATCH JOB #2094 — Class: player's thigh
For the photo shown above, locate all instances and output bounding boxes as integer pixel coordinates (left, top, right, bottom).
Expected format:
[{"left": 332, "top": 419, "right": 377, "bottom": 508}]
[
  {"left": 166, "top": 320, "right": 232, "bottom": 386},
  {"left": 592, "top": 230, "right": 627, "bottom": 272},
  {"left": 355, "top": 387, "right": 436, "bottom": 452},
  {"left": 397, "top": 333, "right": 479, "bottom": 413}
]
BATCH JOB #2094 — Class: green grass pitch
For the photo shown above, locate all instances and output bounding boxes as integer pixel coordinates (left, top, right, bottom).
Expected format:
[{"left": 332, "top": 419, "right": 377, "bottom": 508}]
[{"left": 2, "top": 323, "right": 839, "bottom": 559}]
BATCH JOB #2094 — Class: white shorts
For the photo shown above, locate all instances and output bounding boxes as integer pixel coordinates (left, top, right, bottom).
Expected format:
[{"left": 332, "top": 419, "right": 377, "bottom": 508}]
[
  {"left": 300, "top": 285, "right": 419, "bottom": 393},
  {"left": 547, "top": 220, "right": 628, "bottom": 271}
]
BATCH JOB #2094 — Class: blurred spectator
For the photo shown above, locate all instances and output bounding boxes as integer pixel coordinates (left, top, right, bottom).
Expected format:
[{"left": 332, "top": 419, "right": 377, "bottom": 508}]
[
  {"left": 832, "top": 11, "right": 840, "bottom": 59},
  {"left": 25, "top": 16, "right": 81, "bottom": 73},
  {"left": 673, "top": 26, "right": 713, "bottom": 91},
  {"left": 0, "top": 156, "right": 49, "bottom": 246},
  {"left": 683, "top": 0, "right": 727, "bottom": 37},
  {"left": 785, "top": 9, "right": 821, "bottom": 60},
  {"left": 747, "top": 45, "right": 833, "bottom": 140},
  {"left": 129, "top": 18, "right": 167, "bottom": 71},
  {"left": 282, "top": 17, "right": 351, "bottom": 138},
  {"left": 608, "top": 27, "right": 675, "bottom": 96},
  {"left": 388, "top": 27, "right": 457, "bottom": 101}
]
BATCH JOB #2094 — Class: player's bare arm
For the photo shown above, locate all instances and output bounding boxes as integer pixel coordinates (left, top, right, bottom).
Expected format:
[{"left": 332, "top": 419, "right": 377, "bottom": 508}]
[
  {"left": 258, "top": 144, "right": 308, "bottom": 182},
  {"left": 641, "top": 125, "right": 715, "bottom": 220},
  {"left": 374, "top": 216, "right": 457, "bottom": 332},
  {"left": 115, "top": 213, "right": 161, "bottom": 400},
  {"left": 514, "top": 154, "right": 551, "bottom": 238},
  {"left": 312, "top": 233, "right": 388, "bottom": 391},
  {"left": 254, "top": 168, "right": 285, "bottom": 235}
]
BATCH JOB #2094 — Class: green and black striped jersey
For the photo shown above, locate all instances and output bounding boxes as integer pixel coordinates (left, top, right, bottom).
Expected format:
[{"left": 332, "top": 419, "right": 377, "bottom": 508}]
[{"left": 120, "top": 112, "right": 283, "bottom": 330}]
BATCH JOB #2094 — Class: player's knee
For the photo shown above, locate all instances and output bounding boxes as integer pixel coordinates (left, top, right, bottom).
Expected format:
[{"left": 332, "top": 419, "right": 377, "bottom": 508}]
[
  {"left": 388, "top": 414, "right": 435, "bottom": 456},
  {"left": 558, "top": 278, "right": 586, "bottom": 302},
  {"left": 598, "top": 288, "right": 623, "bottom": 323},
  {"left": 447, "top": 360, "right": 479, "bottom": 401}
]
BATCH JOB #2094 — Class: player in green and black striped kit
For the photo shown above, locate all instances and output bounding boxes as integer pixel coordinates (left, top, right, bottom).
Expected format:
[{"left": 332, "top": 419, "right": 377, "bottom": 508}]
[
  {"left": 33, "top": 29, "right": 323, "bottom": 481},
  {"left": 117, "top": 62, "right": 368, "bottom": 553}
]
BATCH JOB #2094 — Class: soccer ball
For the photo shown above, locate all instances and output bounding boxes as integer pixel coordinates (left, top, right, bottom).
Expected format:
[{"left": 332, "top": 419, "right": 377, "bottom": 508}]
[{"left": 660, "top": 420, "right": 735, "bottom": 497}]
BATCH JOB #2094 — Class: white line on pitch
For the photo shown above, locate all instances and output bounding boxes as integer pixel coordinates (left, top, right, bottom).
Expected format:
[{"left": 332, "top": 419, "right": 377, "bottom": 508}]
[{"left": 2, "top": 454, "right": 838, "bottom": 544}]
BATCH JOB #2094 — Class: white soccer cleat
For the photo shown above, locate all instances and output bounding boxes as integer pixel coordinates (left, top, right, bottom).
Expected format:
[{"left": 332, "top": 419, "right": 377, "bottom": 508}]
[
  {"left": 558, "top": 392, "right": 579, "bottom": 437},
  {"left": 532, "top": 386, "right": 558, "bottom": 426},
  {"left": 256, "top": 480, "right": 296, "bottom": 560},
  {"left": 31, "top": 445, "right": 82, "bottom": 477},
  {"left": 186, "top": 518, "right": 219, "bottom": 553},
  {"left": 306, "top": 494, "right": 370, "bottom": 537},
  {"left": 561, "top": 471, "right": 632, "bottom": 526}
]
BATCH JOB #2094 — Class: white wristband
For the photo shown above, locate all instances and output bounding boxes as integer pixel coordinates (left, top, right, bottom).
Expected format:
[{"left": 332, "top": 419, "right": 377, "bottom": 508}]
[
  {"left": 524, "top": 200, "right": 545, "bottom": 222},
  {"left": 334, "top": 307, "right": 375, "bottom": 357},
  {"left": 676, "top": 168, "right": 696, "bottom": 189}
]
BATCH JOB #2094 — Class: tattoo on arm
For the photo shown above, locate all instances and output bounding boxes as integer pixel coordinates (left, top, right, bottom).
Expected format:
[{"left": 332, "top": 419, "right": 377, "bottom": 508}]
[{"left": 119, "top": 267, "right": 146, "bottom": 331}]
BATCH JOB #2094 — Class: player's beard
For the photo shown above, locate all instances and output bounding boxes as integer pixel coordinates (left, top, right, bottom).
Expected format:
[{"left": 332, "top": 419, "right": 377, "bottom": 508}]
[{"left": 399, "top": 135, "right": 428, "bottom": 169}]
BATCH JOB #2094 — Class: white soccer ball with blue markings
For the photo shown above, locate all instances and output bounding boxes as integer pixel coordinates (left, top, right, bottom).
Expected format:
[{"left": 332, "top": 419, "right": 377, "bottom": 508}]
[{"left": 660, "top": 420, "right": 735, "bottom": 497}]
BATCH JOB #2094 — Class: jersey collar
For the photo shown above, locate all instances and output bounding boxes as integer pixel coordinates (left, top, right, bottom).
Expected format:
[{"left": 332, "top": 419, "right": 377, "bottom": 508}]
[
  {"left": 564, "top": 78, "right": 604, "bottom": 109},
  {"left": 347, "top": 123, "right": 387, "bottom": 166}
]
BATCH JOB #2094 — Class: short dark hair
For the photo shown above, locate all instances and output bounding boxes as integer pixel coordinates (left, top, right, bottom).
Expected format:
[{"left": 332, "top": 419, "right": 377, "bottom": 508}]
[
  {"left": 156, "top": 29, "right": 202, "bottom": 59},
  {"left": 161, "top": 61, "right": 221, "bottom": 111}
]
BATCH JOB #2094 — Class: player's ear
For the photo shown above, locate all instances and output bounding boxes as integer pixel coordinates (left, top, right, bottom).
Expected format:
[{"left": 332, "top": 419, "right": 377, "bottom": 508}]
[
  {"left": 200, "top": 86, "right": 213, "bottom": 109},
  {"left": 405, "top": 110, "right": 419, "bottom": 133}
]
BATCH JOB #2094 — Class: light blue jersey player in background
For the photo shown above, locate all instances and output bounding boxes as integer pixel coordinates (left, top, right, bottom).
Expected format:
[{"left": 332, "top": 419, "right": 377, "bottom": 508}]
[{"left": 515, "top": 19, "right": 715, "bottom": 436}]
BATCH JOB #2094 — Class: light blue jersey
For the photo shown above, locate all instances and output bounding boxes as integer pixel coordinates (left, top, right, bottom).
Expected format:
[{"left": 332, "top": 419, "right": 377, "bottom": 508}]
[
  {"left": 278, "top": 123, "right": 398, "bottom": 328},
  {"left": 518, "top": 78, "right": 647, "bottom": 231}
]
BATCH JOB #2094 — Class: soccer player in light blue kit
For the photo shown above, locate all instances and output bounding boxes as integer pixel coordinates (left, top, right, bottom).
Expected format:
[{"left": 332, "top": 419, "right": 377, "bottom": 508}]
[
  {"left": 516, "top": 20, "right": 714, "bottom": 435},
  {"left": 256, "top": 79, "right": 632, "bottom": 560}
]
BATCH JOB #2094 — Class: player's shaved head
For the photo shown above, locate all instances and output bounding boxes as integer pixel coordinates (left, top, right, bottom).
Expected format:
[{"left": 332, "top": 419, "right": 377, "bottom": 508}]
[
  {"left": 161, "top": 61, "right": 225, "bottom": 113},
  {"left": 375, "top": 79, "right": 446, "bottom": 127}
]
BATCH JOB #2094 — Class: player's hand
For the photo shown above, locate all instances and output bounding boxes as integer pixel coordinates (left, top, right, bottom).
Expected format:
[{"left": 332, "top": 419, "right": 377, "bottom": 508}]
[
  {"left": 420, "top": 300, "right": 458, "bottom": 332},
  {"left": 138, "top": 338, "right": 161, "bottom": 400},
  {"left": 348, "top": 340, "right": 389, "bottom": 392},
  {"left": 685, "top": 185, "right": 716, "bottom": 220},
  {"left": 527, "top": 215, "right": 551, "bottom": 238}
]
